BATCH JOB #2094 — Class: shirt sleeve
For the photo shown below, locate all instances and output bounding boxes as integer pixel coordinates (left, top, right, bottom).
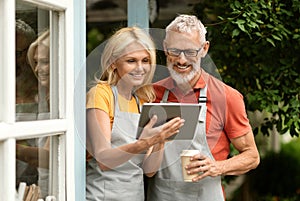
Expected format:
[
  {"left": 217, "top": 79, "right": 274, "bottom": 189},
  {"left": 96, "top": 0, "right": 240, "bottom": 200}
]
[
  {"left": 86, "top": 84, "right": 113, "bottom": 115},
  {"left": 224, "top": 87, "right": 252, "bottom": 139}
]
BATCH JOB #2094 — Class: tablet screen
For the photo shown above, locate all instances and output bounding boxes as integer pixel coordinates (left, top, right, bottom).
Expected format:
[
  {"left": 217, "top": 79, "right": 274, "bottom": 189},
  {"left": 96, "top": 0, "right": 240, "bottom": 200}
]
[{"left": 136, "top": 103, "right": 201, "bottom": 140}]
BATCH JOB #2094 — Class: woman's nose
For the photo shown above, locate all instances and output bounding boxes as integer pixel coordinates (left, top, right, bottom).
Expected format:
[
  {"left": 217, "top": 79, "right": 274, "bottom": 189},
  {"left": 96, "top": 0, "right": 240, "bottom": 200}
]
[{"left": 136, "top": 61, "right": 144, "bottom": 70}]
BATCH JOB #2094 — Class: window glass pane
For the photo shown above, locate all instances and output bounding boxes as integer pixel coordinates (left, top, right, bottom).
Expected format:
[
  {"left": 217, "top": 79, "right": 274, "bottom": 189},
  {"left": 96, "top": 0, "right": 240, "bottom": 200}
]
[
  {"left": 16, "top": 137, "right": 49, "bottom": 198},
  {"left": 16, "top": 1, "right": 50, "bottom": 121},
  {"left": 16, "top": 135, "right": 61, "bottom": 200},
  {"left": 16, "top": 136, "right": 50, "bottom": 199}
]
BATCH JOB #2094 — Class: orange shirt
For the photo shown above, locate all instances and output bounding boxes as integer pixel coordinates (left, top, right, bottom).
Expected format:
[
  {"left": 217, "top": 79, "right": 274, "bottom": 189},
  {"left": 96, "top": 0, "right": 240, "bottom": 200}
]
[
  {"left": 86, "top": 83, "right": 144, "bottom": 128},
  {"left": 153, "top": 70, "right": 251, "bottom": 161}
]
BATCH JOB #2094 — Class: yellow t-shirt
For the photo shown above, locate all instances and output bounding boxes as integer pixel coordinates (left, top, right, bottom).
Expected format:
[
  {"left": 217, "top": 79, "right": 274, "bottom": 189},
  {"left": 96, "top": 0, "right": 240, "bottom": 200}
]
[{"left": 86, "top": 83, "right": 145, "bottom": 128}]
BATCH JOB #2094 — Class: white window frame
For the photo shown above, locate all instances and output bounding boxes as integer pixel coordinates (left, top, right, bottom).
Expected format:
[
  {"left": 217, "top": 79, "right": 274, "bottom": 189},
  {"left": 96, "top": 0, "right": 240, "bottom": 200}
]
[{"left": 0, "top": 0, "right": 85, "bottom": 200}]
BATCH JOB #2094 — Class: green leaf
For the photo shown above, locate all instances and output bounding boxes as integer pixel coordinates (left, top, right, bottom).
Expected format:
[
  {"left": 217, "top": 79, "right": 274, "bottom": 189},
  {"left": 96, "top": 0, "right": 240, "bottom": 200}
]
[
  {"left": 293, "top": 34, "right": 300, "bottom": 39},
  {"left": 238, "top": 23, "right": 246, "bottom": 32},
  {"left": 256, "top": 78, "right": 262, "bottom": 90},
  {"left": 234, "top": 0, "right": 241, "bottom": 8},
  {"left": 272, "top": 34, "right": 282, "bottom": 41},
  {"left": 248, "top": 21, "right": 259, "bottom": 29},
  {"left": 232, "top": 29, "right": 240, "bottom": 37},
  {"left": 266, "top": 38, "right": 276, "bottom": 46},
  {"left": 236, "top": 19, "right": 246, "bottom": 24},
  {"left": 256, "top": 20, "right": 264, "bottom": 24}
]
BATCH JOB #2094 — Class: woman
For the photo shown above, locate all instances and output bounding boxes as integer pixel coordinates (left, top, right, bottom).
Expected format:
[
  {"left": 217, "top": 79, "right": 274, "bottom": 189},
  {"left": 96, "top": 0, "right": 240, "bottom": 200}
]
[{"left": 86, "top": 27, "right": 184, "bottom": 201}]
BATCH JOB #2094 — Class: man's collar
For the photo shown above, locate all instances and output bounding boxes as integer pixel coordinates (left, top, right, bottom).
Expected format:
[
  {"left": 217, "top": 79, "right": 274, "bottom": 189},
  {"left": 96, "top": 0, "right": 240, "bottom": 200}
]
[{"left": 194, "top": 71, "right": 207, "bottom": 89}]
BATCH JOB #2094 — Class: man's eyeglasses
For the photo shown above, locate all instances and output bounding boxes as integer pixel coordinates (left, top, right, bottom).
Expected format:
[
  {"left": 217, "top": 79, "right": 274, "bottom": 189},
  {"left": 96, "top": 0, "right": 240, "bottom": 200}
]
[{"left": 166, "top": 48, "right": 202, "bottom": 57}]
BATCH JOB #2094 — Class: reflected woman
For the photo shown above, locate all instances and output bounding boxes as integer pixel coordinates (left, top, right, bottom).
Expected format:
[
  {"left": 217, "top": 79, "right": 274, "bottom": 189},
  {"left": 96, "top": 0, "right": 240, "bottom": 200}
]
[{"left": 27, "top": 29, "right": 50, "bottom": 116}]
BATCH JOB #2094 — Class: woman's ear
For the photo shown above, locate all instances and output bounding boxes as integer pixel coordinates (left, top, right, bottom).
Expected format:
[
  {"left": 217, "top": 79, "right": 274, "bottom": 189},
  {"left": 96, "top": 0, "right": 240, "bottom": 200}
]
[{"left": 111, "top": 63, "right": 116, "bottom": 70}]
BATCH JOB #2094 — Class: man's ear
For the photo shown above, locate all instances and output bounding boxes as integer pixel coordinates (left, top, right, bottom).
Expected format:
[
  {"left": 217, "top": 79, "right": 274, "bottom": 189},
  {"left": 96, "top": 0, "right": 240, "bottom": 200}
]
[{"left": 201, "top": 41, "right": 210, "bottom": 57}]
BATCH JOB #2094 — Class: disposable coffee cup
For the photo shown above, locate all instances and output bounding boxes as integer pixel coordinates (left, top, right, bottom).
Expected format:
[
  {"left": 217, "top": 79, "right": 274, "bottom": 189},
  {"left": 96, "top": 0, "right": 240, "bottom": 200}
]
[{"left": 180, "top": 150, "right": 200, "bottom": 182}]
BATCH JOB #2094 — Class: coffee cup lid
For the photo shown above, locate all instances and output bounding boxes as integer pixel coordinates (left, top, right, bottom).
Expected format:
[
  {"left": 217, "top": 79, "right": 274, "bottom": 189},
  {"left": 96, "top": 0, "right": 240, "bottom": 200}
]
[{"left": 180, "top": 150, "right": 200, "bottom": 156}]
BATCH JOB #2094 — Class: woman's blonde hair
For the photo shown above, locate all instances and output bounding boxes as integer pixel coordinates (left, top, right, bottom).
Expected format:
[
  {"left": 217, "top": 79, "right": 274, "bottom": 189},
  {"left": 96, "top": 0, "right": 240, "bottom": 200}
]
[
  {"left": 97, "top": 26, "right": 156, "bottom": 102},
  {"left": 27, "top": 29, "right": 50, "bottom": 75}
]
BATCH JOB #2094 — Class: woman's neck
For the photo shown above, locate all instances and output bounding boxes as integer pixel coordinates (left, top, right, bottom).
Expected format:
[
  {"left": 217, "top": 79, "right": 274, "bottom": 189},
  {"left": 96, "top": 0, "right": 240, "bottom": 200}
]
[{"left": 116, "top": 83, "right": 133, "bottom": 100}]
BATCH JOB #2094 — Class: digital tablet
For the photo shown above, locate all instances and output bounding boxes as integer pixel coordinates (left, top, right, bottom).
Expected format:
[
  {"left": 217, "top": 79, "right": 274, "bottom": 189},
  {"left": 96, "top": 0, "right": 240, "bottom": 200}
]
[{"left": 136, "top": 103, "right": 201, "bottom": 140}]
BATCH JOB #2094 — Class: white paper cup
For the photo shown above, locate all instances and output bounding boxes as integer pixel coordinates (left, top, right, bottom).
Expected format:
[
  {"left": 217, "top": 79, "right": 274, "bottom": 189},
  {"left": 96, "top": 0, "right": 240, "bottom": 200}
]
[{"left": 180, "top": 150, "right": 200, "bottom": 182}]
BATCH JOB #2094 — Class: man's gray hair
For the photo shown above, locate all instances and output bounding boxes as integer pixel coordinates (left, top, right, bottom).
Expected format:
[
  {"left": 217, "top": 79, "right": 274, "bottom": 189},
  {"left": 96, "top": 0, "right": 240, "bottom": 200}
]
[
  {"left": 166, "top": 14, "right": 207, "bottom": 44},
  {"left": 16, "top": 19, "right": 36, "bottom": 44}
]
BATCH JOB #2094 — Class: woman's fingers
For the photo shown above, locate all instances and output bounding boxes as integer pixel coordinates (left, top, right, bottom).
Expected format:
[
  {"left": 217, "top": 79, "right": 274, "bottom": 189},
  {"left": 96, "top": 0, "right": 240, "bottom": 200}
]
[
  {"left": 165, "top": 117, "right": 184, "bottom": 130},
  {"left": 160, "top": 117, "right": 185, "bottom": 138},
  {"left": 145, "top": 115, "right": 158, "bottom": 129},
  {"left": 140, "top": 117, "right": 184, "bottom": 142}
]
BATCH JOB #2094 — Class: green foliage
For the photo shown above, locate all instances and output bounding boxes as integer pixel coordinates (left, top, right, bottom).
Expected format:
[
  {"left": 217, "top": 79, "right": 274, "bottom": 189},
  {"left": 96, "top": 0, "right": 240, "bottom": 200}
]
[
  {"left": 246, "top": 138, "right": 300, "bottom": 200},
  {"left": 86, "top": 21, "right": 127, "bottom": 55},
  {"left": 87, "top": 28, "right": 104, "bottom": 54},
  {"left": 193, "top": 0, "right": 300, "bottom": 137}
]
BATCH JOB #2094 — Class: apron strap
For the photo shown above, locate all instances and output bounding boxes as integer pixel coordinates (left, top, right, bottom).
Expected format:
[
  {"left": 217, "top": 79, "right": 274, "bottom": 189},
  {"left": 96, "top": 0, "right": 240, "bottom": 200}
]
[
  {"left": 111, "top": 85, "right": 120, "bottom": 114},
  {"left": 198, "top": 85, "right": 207, "bottom": 122},
  {"left": 132, "top": 94, "right": 141, "bottom": 113},
  {"left": 160, "top": 89, "right": 170, "bottom": 103},
  {"left": 198, "top": 84, "right": 207, "bottom": 105}
]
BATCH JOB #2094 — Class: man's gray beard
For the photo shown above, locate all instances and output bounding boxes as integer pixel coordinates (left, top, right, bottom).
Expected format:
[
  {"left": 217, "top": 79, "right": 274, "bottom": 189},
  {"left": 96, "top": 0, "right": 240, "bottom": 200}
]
[{"left": 167, "top": 62, "right": 199, "bottom": 86}]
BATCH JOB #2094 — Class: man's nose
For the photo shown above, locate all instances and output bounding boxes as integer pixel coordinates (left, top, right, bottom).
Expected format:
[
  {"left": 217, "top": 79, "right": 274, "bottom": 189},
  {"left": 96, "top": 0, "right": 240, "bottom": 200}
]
[{"left": 177, "top": 52, "right": 188, "bottom": 64}]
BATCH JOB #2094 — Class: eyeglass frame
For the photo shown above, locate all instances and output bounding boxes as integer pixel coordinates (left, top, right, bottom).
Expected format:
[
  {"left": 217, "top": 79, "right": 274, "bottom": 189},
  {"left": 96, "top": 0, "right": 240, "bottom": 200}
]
[{"left": 166, "top": 47, "right": 203, "bottom": 57}]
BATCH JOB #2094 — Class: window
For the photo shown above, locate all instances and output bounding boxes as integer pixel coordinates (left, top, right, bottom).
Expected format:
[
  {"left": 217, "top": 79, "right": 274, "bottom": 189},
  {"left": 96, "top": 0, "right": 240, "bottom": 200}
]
[{"left": 0, "top": 0, "right": 83, "bottom": 200}]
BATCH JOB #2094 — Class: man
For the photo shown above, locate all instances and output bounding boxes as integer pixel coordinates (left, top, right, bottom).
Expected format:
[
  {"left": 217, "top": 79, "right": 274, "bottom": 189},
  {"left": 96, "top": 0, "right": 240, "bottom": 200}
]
[
  {"left": 16, "top": 19, "right": 38, "bottom": 104},
  {"left": 146, "top": 14, "right": 260, "bottom": 201}
]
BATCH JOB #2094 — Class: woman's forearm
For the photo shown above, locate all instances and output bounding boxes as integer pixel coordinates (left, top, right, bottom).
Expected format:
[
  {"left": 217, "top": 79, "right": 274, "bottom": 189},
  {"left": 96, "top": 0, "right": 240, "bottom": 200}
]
[
  {"left": 95, "top": 139, "right": 155, "bottom": 171},
  {"left": 142, "top": 142, "right": 165, "bottom": 177}
]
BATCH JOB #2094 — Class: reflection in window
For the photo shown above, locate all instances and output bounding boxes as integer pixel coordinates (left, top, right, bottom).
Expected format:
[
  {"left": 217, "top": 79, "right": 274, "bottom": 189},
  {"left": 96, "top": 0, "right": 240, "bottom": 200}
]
[
  {"left": 16, "top": 1, "right": 50, "bottom": 122},
  {"left": 15, "top": 1, "right": 57, "bottom": 200},
  {"left": 16, "top": 19, "right": 38, "bottom": 107},
  {"left": 16, "top": 134, "right": 62, "bottom": 200},
  {"left": 27, "top": 30, "right": 50, "bottom": 117},
  {"left": 16, "top": 137, "right": 49, "bottom": 198}
]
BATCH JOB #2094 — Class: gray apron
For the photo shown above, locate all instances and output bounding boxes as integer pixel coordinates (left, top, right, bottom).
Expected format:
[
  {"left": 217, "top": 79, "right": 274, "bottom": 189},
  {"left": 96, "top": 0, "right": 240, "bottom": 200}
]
[
  {"left": 86, "top": 85, "right": 145, "bottom": 201},
  {"left": 147, "top": 85, "right": 224, "bottom": 201}
]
